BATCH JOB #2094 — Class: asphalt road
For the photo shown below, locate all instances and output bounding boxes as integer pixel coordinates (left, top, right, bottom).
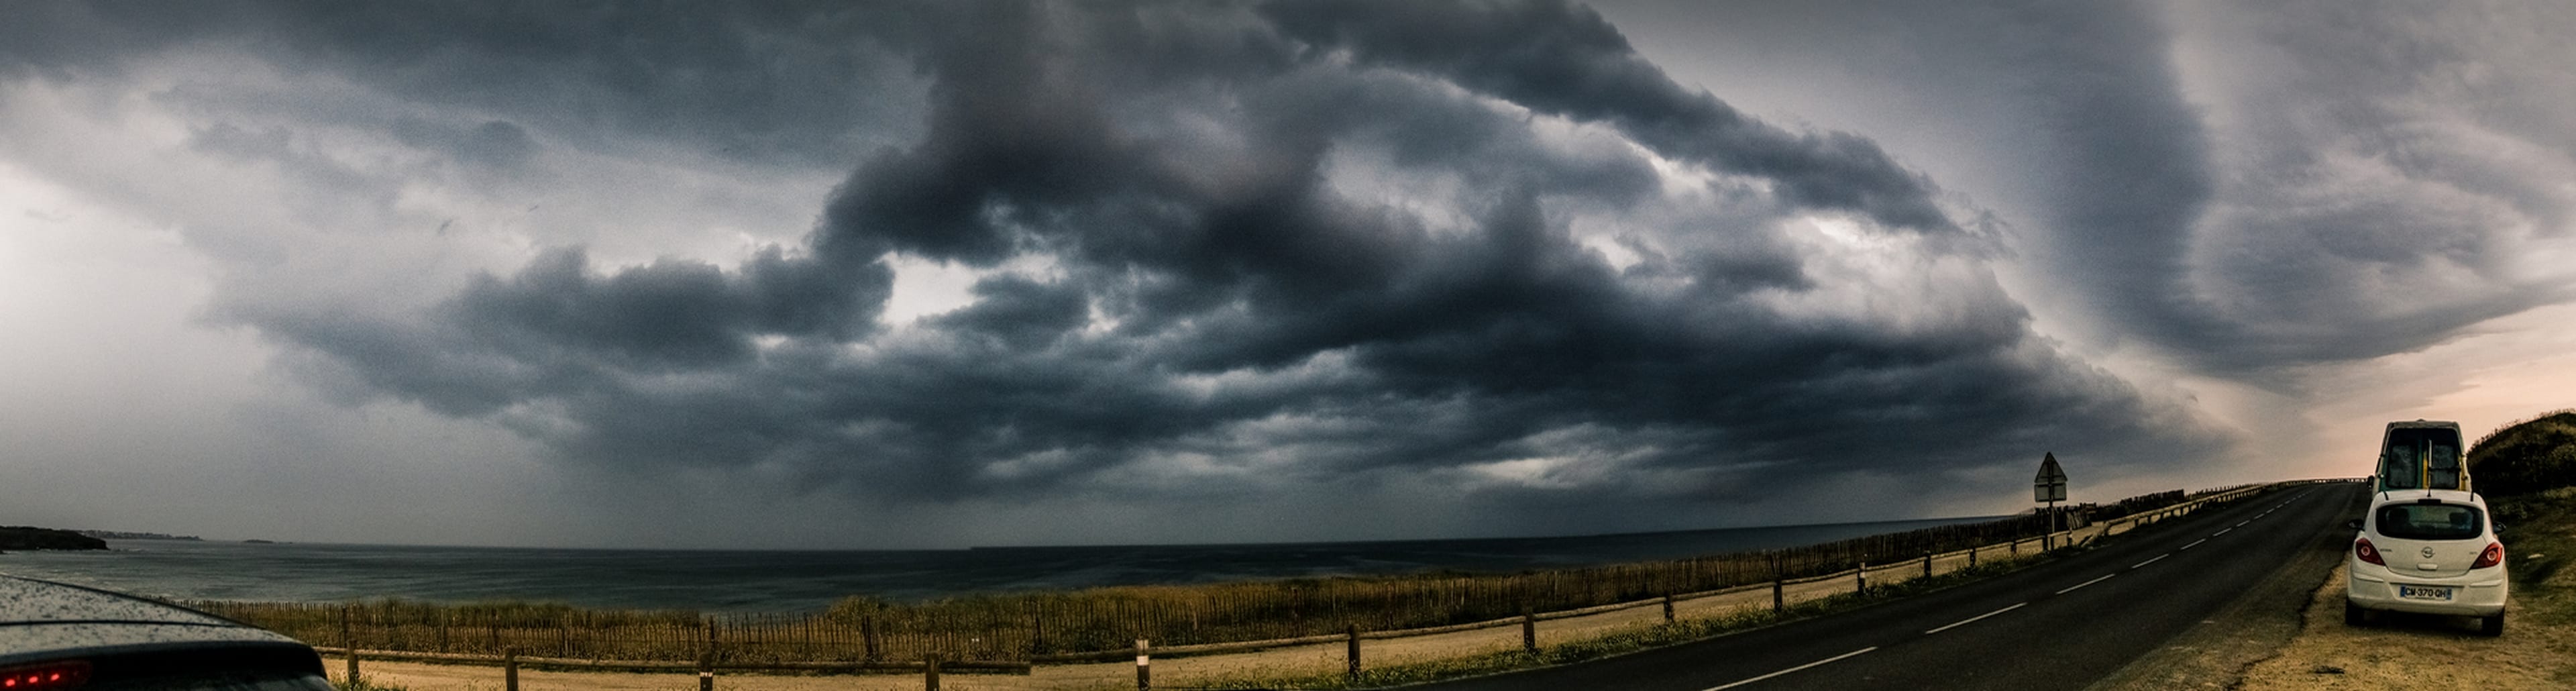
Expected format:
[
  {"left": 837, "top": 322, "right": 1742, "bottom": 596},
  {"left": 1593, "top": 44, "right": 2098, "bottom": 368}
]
[{"left": 1413, "top": 482, "right": 2367, "bottom": 691}]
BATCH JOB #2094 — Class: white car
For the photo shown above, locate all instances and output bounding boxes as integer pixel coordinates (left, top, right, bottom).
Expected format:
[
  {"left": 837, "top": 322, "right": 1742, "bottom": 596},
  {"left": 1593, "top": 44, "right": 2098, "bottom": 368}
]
[{"left": 2345, "top": 488, "right": 2508, "bottom": 635}]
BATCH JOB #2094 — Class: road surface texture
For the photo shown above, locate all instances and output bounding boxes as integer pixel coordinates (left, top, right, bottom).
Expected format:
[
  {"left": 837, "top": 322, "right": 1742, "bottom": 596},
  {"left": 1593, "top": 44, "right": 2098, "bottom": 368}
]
[{"left": 1415, "top": 482, "right": 2367, "bottom": 691}]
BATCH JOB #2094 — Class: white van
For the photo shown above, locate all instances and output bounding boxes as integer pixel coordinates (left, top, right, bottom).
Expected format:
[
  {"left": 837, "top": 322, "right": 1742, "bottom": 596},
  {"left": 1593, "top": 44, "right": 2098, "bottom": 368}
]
[{"left": 2374, "top": 420, "right": 2467, "bottom": 492}]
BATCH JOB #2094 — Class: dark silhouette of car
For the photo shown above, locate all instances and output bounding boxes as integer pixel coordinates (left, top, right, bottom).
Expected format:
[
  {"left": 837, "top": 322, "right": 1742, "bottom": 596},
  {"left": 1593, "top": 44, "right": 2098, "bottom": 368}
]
[{"left": 0, "top": 574, "right": 331, "bottom": 690}]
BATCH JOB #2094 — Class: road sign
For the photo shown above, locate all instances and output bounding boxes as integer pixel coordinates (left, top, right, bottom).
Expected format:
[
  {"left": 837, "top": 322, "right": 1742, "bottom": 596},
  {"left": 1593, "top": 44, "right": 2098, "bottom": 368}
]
[{"left": 2034, "top": 452, "right": 2068, "bottom": 502}]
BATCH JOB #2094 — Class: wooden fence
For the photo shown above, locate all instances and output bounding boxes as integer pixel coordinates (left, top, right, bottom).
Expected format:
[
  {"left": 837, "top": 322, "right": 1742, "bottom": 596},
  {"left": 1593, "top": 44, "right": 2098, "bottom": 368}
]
[{"left": 195, "top": 484, "right": 2262, "bottom": 664}]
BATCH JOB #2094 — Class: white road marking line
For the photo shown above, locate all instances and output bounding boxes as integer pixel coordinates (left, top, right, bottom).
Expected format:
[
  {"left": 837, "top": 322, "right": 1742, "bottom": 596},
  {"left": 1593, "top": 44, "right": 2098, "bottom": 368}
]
[
  {"left": 2181, "top": 538, "right": 2207, "bottom": 549},
  {"left": 1923, "top": 602, "right": 2027, "bottom": 634},
  {"left": 2133, "top": 553, "right": 2169, "bottom": 569},
  {"left": 2213, "top": 528, "right": 2233, "bottom": 536},
  {"left": 2056, "top": 574, "right": 2116, "bottom": 594},
  {"left": 1703, "top": 647, "right": 1880, "bottom": 691},
  {"left": 2235, "top": 520, "right": 2249, "bottom": 527}
]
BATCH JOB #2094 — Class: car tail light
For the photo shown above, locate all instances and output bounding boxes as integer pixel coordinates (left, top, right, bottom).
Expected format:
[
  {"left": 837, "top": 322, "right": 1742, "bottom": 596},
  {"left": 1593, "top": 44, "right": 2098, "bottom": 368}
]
[
  {"left": 2473, "top": 542, "right": 2504, "bottom": 569},
  {"left": 0, "top": 662, "right": 89, "bottom": 690},
  {"left": 2355, "top": 537, "right": 2385, "bottom": 566}
]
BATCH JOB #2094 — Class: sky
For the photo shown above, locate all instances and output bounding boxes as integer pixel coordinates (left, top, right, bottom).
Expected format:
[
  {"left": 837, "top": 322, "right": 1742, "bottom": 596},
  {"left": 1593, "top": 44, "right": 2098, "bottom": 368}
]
[{"left": 3, "top": 1, "right": 2572, "bottom": 549}]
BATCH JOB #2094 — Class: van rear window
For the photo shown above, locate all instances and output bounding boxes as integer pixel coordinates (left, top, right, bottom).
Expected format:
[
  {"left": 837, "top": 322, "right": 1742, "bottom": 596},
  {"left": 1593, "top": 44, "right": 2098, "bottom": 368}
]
[
  {"left": 2379, "top": 427, "right": 2463, "bottom": 490},
  {"left": 2375, "top": 503, "right": 2484, "bottom": 540}
]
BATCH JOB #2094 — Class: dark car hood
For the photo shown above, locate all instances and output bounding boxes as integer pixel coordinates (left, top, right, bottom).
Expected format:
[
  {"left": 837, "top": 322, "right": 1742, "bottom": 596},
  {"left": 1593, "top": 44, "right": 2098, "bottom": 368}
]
[{"left": 0, "top": 574, "right": 313, "bottom": 668}]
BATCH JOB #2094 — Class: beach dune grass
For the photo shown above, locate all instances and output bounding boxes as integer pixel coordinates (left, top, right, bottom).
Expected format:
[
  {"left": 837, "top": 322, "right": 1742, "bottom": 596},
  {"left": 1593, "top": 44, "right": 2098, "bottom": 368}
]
[{"left": 203, "top": 486, "right": 2226, "bottom": 664}]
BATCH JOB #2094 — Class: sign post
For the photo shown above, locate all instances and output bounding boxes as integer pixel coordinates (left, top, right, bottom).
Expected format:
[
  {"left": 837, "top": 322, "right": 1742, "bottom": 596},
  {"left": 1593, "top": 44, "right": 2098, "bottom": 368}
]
[{"left": 2034, "top": 452, "right": 2068, "bottom": 550}]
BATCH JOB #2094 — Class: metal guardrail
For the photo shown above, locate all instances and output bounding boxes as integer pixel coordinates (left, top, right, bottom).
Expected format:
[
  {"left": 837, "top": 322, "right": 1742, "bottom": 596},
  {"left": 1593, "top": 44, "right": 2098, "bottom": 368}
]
[
  {"left": 317, "top": 480, "right": 2327, "bottom": 680},
  {"left": 313, "top": 645, "right": 1033, "bottom": 674}
]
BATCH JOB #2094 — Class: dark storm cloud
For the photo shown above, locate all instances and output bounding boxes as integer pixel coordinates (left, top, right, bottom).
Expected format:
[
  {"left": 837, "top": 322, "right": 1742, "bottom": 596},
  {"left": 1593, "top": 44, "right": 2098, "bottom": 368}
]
[
  {"left": 1690, "top": 0, "right": 2576, "bottom": 374},
  {"left": 38, "top": 0, "right": 2228, "bottom": 520},
  {"left": 1, "top": 0, "right": 936, "bottom": 168},
  {"left": 1260, "top": 0, "right": 1961, "bottom": 235},
  {"left": 2176, "top": 0, "right": 2576, "bottom": 368}
]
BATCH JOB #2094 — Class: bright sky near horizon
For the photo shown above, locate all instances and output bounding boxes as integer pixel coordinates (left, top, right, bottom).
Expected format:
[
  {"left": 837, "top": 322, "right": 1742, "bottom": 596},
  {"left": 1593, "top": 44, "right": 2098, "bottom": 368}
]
[{"left": 3, "top": 1, "right": 2573, "bottom": 549}]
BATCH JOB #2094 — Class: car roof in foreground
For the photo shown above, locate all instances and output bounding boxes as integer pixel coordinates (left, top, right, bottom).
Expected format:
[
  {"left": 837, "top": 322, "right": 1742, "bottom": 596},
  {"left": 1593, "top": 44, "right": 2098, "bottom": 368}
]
[{"left": 0, "top": 574, "right": 317, "bottom": 668}]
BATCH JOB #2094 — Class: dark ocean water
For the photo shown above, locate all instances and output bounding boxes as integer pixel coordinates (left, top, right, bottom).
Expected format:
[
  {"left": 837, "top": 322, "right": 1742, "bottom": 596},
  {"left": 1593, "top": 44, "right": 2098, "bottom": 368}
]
[{"left": 0, "top": 515, "right": 2000, "bottom": 613}]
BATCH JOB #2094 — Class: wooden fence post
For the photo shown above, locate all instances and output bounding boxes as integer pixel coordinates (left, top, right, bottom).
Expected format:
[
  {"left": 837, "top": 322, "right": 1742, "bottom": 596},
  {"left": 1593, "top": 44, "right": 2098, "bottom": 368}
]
[
  {"left": 924, "top": 652, "right": 941, "bottom": 691},
  {"left": 337, "top": 604, "right": 359, "bottom": 685},
  {"left": 863, "top": 612, "right": 881, "bottom": 661},
  {"left": 1520, "top": 611, "right": 1537, "bottom": 654},
  {"left": 504, "top": 647, "right": 519, "bottom": 691},
  {"left": 1970, "top": 545, "right": 1978, "bottom": 568},
  {"left": 1856, "top": 562, "right": 1868, "bottom": 594},
  {"left": 1346, "top": 624, "right": 1362, "bottom": 681},
  {"left": 1135, "top": 639, "right": 1150, "bottom": 691},
  {"left": 1662, "top": 594, "right": 1675, "bottom": 623},
  {"left": 1923, "top": 551, "right": 1933, "bottom": 578},
  {"left": 702, "top": 619, "right": 717, "bottom": 664},
  {"left": 698, "top": 654, "right": 714, "bottom": 691},
  {"left": 1030, "top": 606, "right": 1047, "bottom": 655},
  {"left": 1772, "top": 577, "right": 1784, "bottom": 614}
]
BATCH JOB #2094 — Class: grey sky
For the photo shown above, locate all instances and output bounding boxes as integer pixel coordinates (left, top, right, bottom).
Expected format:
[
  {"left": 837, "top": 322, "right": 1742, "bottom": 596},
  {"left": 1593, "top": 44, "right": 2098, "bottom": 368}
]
[{"left": 3, "top": 1, "right": 2572, "bottom": 549}]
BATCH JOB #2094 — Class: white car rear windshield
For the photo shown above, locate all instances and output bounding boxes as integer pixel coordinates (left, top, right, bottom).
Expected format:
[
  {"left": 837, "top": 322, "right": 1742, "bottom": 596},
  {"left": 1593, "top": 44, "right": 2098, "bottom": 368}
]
[{"left": 2375, "top": 503, "right": 2484, "bottom": 540}]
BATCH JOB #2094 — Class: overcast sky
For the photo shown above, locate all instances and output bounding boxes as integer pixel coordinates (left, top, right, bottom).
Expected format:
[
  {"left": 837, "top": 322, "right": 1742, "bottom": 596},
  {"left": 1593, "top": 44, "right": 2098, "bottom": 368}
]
[{"left": 5, "top": 1, "right": 2572, "bottom": 549}]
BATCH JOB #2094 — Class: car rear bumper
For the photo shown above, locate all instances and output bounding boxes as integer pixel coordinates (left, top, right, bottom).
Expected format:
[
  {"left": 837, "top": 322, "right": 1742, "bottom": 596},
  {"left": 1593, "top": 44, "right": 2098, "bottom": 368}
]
[{"left": 2347, "top": 562, "right": 2507, "bottom": 616}]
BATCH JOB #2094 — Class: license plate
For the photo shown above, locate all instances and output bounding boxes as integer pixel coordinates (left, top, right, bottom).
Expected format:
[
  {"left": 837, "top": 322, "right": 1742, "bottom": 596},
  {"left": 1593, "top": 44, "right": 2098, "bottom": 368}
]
[{"left": 2398, "top": 584, "right": 2454, "bottom": 600}]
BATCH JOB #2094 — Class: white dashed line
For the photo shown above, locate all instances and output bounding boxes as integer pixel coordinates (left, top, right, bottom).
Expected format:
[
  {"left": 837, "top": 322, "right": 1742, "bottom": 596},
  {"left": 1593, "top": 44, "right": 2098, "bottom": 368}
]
[
  {"left": 2213, "top": 528, "right": 2233, "bottom": 536},
  {"left": 2056, "top": 574, "right": 2116, "bottom": 594},
  {"left": 2181, "top": 538, "right": 2207, "bottom": 550},
  {"left": 2235, "top": 520, "right": 2249, "bottom": 527},
  {"left": 1704, "top": 647, "right": 1879, "bottom": 691},
  {"left": 1924, "top": 602, "right": 2027, "bottom": 635},
  {"left": 2133, "top": 553, "right": 2169, "bottom": 569}
]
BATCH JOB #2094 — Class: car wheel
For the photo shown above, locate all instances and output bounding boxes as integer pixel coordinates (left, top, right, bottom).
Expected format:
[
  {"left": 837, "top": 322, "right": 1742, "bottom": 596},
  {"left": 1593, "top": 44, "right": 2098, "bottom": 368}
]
[
  {"left": 2481, "top": 613, "right": 2504, "bottom": 637},
  {"left": 2344, "top": 599, "right": 2365, "bottom": 627}
]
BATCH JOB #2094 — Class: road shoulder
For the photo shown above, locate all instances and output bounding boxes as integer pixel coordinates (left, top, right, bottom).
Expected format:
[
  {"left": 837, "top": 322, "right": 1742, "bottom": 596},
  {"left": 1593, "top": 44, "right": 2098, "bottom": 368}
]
[
  {"left": 2230, "top": 488, "right": 2576, "bottom": 690},
  {"left": 2081, "top": 488, "right": 2359, "bottom": 691}
]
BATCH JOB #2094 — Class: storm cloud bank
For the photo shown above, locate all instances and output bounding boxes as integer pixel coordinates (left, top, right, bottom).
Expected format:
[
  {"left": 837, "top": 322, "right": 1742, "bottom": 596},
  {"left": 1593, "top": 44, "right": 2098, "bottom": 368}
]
[
  {"left": 32, "top": 0, "right": 2573, "bottom": 545},
  {"left": 234, "top": 0, "right": 2210, "bottom": 510}
]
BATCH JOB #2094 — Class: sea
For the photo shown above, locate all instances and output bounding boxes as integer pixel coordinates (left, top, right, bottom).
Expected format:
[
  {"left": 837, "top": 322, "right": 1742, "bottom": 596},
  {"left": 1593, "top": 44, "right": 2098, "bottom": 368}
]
[{"left": 0, "top": 516, "right": 2001, "bottom": 614}]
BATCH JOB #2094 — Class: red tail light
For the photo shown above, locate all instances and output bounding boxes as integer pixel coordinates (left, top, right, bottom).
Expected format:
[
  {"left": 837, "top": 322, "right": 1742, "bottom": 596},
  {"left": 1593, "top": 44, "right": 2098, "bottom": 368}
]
[
  {"left": 0, "top": 662, "right": 89, "bottom": 690},
  {"left": 2473, "top": 542, "right": 2504, "bottom": 569},
  {"left": 2355, "top": 537, "right": 2385, "bottom": 566}
]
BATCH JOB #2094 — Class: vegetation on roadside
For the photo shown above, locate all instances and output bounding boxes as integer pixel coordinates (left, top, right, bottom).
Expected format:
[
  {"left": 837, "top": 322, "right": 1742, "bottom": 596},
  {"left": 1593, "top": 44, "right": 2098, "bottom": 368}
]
[
  {"left": 2490, "top": 487, "right": 2576, "bottom": 623},
  {"left": 336, "top": 676, "right": 411, "bottom": 691},
  {"left": 2468, "top": 409, "right": 2576, "bottom": 496}
]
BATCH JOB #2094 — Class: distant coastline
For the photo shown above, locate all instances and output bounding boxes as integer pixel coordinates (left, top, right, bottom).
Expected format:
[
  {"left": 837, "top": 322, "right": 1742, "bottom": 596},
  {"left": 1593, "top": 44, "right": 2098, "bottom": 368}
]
[
  {"left": 75, "top": 529, "right": 203, "bottom": 541},
  {"left": 0, "top": 526, "right": 108, "bottom": 551}
]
